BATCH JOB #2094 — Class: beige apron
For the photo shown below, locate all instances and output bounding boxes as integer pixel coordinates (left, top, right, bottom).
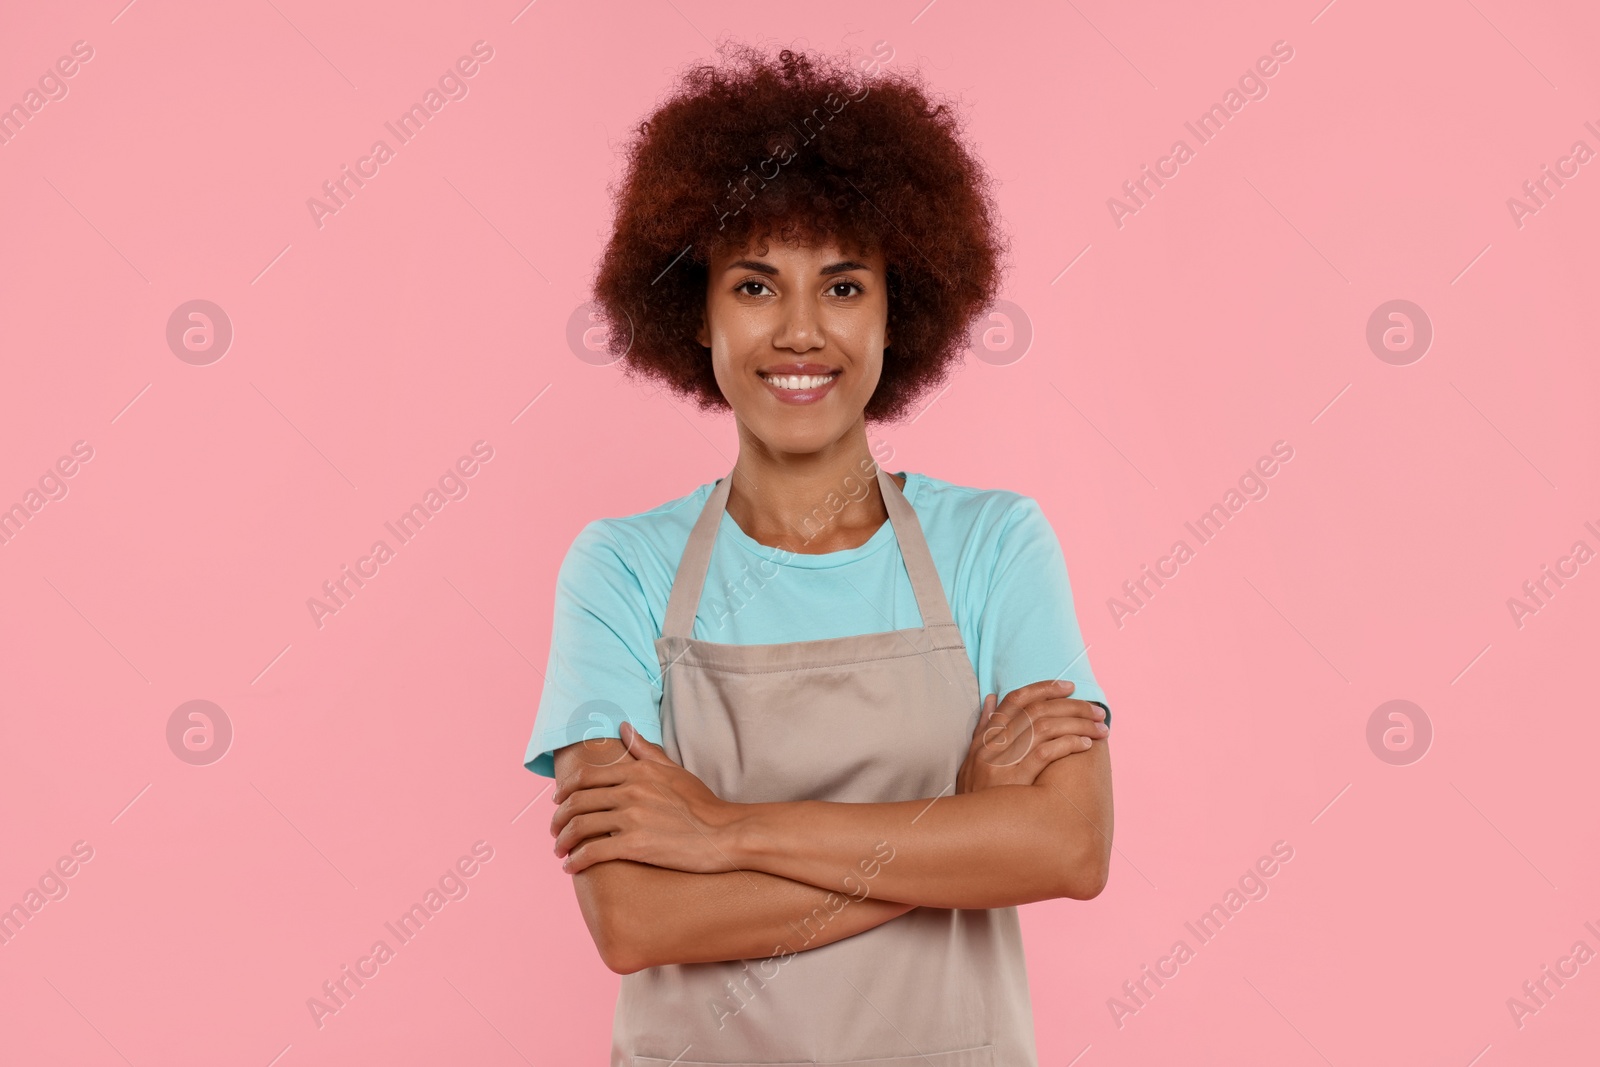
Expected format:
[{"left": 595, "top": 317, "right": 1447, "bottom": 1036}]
[{"left": 611, "top": 464, "right": 1039, "bottom": 1067}]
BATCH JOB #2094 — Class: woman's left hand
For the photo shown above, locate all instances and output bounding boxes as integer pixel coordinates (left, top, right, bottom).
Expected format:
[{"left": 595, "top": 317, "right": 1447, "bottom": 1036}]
[
  {"left": 956, "top": 681, "right": 1107, "bottom": 794},
  {"left": 550, "top": 722, "right": 743, "bottom": 875}
]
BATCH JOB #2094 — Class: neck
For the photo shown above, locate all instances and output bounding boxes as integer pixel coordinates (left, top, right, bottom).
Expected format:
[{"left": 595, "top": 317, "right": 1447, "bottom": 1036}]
[{"left": 725, "top": 420, "right": 895, "bottom": 554}]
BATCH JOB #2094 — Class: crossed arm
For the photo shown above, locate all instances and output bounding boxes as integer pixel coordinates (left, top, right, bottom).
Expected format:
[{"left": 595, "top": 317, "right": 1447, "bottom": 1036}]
[{"left": 549, "top": 680, "right": 1114, "bottom": 974}]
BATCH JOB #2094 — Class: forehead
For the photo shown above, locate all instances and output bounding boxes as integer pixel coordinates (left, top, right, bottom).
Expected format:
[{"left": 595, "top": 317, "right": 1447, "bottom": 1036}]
[{"left": 711, "top": 235, "right": 883, "bottom": 269}]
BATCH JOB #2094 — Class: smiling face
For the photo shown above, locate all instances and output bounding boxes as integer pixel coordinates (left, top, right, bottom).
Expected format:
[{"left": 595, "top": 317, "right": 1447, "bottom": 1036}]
[{"left": 697, "top": 237, "right": 890, "bottom": 458}]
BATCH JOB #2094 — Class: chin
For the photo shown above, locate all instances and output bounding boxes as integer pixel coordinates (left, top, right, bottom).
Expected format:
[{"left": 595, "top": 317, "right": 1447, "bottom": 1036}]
[
  {"left": 754, "top": 425, "right": 836, "bottom": 456},
  {"left": 739, "top": 409, "right": 846, "bottom": 454}
]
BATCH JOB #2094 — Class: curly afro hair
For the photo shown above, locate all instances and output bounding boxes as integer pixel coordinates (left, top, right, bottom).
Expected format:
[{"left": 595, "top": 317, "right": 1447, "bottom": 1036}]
[{"left": 591, "top": 43, "right": 1008, "bottom": 424}]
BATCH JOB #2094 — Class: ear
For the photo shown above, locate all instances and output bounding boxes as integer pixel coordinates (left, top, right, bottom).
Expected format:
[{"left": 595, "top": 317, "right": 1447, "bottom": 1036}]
[{"left": 696, "top": 308, "right": 709, "bottom": 349}]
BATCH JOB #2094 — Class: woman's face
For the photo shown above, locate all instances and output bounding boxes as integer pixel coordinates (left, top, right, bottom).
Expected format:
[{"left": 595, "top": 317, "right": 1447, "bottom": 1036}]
[{"left": 697, "top": 237, "right": 890, "bottom": 457}]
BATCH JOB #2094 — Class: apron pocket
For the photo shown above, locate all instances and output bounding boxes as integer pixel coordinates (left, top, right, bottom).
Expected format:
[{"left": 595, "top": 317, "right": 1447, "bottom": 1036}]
[{"left": 633, "top": 1045, "right": 995, "bottom": 1067}]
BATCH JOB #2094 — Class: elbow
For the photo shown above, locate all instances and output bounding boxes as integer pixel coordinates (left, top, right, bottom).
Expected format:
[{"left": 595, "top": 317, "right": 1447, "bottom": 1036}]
[
  {"left": 588, "top": 909, "right": 633, "bottom": 973},
  {"left": 591, "top": 907, "right": 655, "bottom": 974},
  {"left": 1068, "top": 856, "right": 1111, "bottom": 900},
  {"left": 597, "top": 935, "right": 646, "bottom": 975},
  {"left": 573, "top": 867, "right": 651, "bottom": 974},
  {"left": 1056, "top": 836, "right": 1111, "bottom": 901}
]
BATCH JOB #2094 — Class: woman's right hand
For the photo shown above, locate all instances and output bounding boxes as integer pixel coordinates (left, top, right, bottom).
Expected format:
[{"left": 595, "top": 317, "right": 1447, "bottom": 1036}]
[{"left": 955, "top": 680, "right": 1108, "bottom": 794}]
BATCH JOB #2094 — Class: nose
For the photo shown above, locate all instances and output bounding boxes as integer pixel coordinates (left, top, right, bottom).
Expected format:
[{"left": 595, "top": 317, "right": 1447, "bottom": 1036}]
[{"left": 772, "top": 295, "right": 824, "bottom": 353}]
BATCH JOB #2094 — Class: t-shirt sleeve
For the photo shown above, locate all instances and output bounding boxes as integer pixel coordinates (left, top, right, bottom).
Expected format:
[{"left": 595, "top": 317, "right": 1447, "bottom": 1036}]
[
  {"left": 522, "top": 521, "right": 667, "bottom": 778},
  {"left": 978, "top": 496, "right": 1111, "bottom": 727}
]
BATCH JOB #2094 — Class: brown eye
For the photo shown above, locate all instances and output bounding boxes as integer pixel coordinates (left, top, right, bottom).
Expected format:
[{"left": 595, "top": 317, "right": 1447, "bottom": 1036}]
[
  {"left": 829, "top": 281, "right": 863, "bottom": 297},
  {"left": 737, "top": 279, "right": 772, "bottom": 296}
]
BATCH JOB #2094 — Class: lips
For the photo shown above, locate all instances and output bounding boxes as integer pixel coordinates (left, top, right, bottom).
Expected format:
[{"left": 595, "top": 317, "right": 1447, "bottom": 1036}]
[
  {"left": 759, "top": 371, "right": 838, "bottom": 389},
  {"left": 757, "top": 366, "right": 840, "bottom": 405},
  {"left": 758, "top": 362, "right": 838, "bottom": 376},
  {"left": 760, "top": 362, "right": 836, "bottom": 371}
]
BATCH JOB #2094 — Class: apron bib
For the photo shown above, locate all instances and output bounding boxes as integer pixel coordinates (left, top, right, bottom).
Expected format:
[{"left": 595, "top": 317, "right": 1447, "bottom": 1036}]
[{"left": 611, "top": 464, "right": 1039, "bottom": 1066}]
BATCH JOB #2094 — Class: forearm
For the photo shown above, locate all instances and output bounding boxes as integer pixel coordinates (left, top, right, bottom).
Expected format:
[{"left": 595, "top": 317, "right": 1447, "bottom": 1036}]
[
  {"left": 573, "top": 858, "right": 914, "bottom": 974},
  {"left": 728, "top": 791, "right": 1061, "bottom": 909},
  {"left": 727, "top": 740, "right": 1113, "bottom": 910}
]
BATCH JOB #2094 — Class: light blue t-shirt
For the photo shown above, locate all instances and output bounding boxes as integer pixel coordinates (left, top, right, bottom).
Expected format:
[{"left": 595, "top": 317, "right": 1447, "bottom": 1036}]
[{"left": 523, "top": 470, "right": 1110, "bottom": 778}]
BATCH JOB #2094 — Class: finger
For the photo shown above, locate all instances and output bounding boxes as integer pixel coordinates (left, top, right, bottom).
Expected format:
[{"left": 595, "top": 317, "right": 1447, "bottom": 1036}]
[
  {"left": 990, "top": 717, "right": 1104, "bottom": 762},
  {"left": 1032, "top": 715, "right": 1109, "bottom": 741},
  {"left": 552, "top": 762, "right": 634, "bottom": 805},
  {"left": 1038, "top": 696, "right": 1105, "bottom": 721},
  {"left": 982, "top": 702, "right": 1053, "bottom": 751},
  {"left": 1023, "top": 708, "right": 1110, "bottom": 742},
  {"left": 996, "top": 695, "right": 1105, "bottom": 728},
  {"left": 978, "top": 720, "right": 1013, "bottom": 757},
  {"left": 562, "top": 834, "right": 624, "bottom": 874},
  {"left": 994, "top": 679, "right": 1076, "bottom": 716},
  {"left": 549, "top": 784, "right": 627, "bottom": 838},
  {"left": 979, "top": 707, "right": 1107, "bottom": 765},
  {"left": 978, "top": 697, "right": 1040, "bottom": 751},
  {"left": 554, "top": 811, "right": 622, "bottom": 858},
  {"left": 979, "top": 694, "right": 1029, "bottom": 748},
  {"left": 620, "top": 721, "right": 674, "bottom": 765},
  {"left": 1026, "top": 734, "right": 1095, "bottom": 768},
  {"left": 975, "top": 720, "right": 1032, "bottom": 768},
  {"left": 1013, "top": 698, "right": 1098, "bottom": 729}
]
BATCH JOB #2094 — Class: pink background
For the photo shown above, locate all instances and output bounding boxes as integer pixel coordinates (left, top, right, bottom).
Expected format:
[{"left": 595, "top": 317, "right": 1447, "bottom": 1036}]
[{"left": 2, "top": 0, "right": 1597, "bottom": 1063}]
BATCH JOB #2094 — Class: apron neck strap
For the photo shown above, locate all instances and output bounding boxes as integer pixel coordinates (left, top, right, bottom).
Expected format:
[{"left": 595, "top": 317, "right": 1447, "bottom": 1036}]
[{"left": 661, "top": 463, "right": 955, "bottom": 640}]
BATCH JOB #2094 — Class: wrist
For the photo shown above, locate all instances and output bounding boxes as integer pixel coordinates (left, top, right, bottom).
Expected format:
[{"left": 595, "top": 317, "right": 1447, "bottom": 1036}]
[
  {"left": 724, "top": 800, "right": 800, "bottom": 875},
  {"left": 718, "top": 800, "right": 765, "bottom": 870}
]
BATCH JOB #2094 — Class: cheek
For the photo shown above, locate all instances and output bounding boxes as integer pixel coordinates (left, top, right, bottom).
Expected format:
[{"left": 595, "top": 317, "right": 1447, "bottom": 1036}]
[
  {"left": 702, "top": 322, "right": 742, "bottom": 379},
  {"left": 847, "top": 322, "right": 887, "bottom": 388},
  {"left": 853, "top": 354, "right": 884, "bottom": 394},
  {"left": 706, "top": 304, "right": 765, "bottom": 358},
  {"left": 707, "top": 351, "right": 745, "bottom": 404}
]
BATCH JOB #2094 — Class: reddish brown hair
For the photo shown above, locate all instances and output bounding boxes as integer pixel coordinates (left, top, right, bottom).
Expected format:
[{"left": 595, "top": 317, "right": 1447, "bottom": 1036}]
[{"left": 592, "top": 44, "right": 1007, "bottom": 423}]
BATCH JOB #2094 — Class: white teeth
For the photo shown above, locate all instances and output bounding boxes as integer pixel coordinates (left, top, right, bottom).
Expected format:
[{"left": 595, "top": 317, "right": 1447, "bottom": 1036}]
[{"left": 762, "top": 373, "right": 837, "bottom": 390}]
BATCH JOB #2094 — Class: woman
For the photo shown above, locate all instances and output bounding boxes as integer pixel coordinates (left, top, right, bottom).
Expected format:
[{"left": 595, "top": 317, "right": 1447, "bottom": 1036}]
[{"left": 525, "top": 45, "right": 1114, "bottom": 1067}]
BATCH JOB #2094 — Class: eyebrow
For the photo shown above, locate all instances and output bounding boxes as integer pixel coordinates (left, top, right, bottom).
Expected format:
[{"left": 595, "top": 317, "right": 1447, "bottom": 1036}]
[{"left": 724, "top": 258, "right": 874, "bottom": 276}]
